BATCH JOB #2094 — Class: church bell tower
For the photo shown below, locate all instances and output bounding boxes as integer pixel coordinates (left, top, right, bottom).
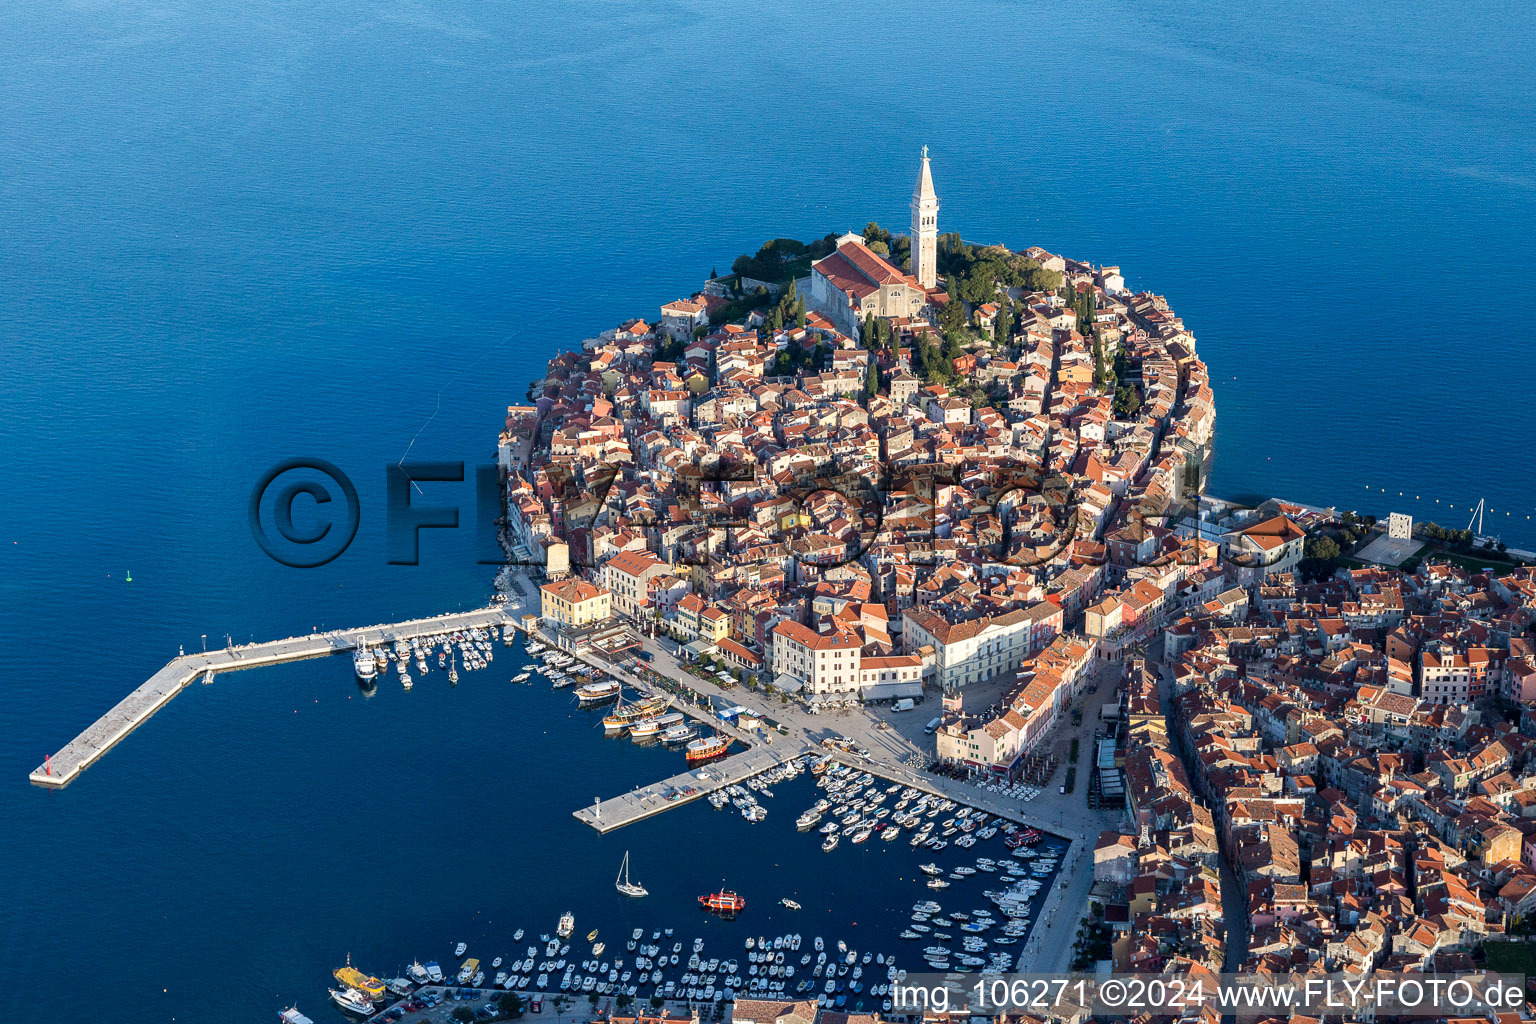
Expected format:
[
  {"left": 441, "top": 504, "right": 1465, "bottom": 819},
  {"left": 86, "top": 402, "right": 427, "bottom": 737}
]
[{"left": 910, "top": 146, "right": 939, "bottom": 290}]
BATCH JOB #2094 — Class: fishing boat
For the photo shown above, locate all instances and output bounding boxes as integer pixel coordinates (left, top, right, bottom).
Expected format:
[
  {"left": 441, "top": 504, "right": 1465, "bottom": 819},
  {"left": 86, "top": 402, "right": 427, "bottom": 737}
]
[
  {"left": 686, "top": 734, "right": 729, "bottom": 763},
  {"left": 576, "top": 680, "right": 622, "bottom": 704},
  {"left": 279, "top": 1008, "right": 316, "bottom": 1024},
  {"left": 457, "top": 958, "right": 480, "bottom": 984},
  {"left": 661, "top": 724, "right": 696, "bottom": 744},
  {"left": 628, "top": 717, "right": 664, "bottom": 740},
  {"left": 407, "top": 961, "right": 429, "bottom": 985},
  {"left": 329, "top": 988, "right": 374, "bottom": 1016},
  {"left": 699, "top": 889, "right": 746, "bottom": 915},
  {"left": 616, "top": 851, "right": 648, "bottom": 898},
  {"left": 333, "top": 957, "right": 385, "bottom": 999},
  {"left": 455, "top": 942, "right": 467, "bottom": 957},
  {"left": 587, "top": 928, "right": 600, "bottom": 942},
  {"left": 557, "top": 911, "right": 575, "bottom": 938}
]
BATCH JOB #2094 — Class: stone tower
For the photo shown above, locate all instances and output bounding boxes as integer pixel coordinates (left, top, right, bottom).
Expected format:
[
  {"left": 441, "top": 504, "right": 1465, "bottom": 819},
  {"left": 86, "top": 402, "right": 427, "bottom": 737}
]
[{"left": 910, "top": 146, "right": 939, "bottom": 290}]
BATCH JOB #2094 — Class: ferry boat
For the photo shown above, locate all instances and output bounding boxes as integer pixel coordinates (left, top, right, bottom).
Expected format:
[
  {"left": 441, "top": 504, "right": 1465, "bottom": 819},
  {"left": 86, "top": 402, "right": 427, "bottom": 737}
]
[
  {"left": 575, "top": 680, "right": 622, "bottom": 704},
  {"left": 699, "top": 889, "right": 746, "bottom": 915},
  {"left": 353, "top": 646, "right": 377, "bottom": 682},
  {"left": 685, "top": 735, "right": 729, "bottom": 763},
  {"left": 329, "top": 988, "right": 374, "bottom": 1016},
  {"left": 333, "top": 957, "right": 385, "bottom": 999},
  {"left": 457, "top": 958, "right": 480, "bottom": 984}
]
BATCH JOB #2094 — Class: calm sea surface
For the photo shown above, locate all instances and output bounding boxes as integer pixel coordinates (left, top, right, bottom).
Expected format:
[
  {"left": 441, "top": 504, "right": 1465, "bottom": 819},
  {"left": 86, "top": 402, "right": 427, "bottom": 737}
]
[{"left": 1, "top": 1, "right": 1532, "bottom": 1020}]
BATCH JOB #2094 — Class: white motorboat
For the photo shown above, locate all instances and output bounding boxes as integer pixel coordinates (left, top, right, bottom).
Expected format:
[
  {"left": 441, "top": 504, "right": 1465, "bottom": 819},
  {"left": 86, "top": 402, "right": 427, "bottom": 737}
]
[{"left": 329, "top": 988, "right": 373, "bottom": 1016}]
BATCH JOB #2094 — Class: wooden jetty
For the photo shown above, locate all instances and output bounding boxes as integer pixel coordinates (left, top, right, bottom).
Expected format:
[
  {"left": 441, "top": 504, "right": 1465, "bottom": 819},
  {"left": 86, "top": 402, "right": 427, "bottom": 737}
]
[{"left": 30, "top": 605, "right": 512, "bottom": 788}]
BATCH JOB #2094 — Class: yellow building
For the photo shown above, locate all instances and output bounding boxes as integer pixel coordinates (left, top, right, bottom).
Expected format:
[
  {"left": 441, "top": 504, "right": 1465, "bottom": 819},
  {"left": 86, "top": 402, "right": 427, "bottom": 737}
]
[{"left": 540, "top": 578, "right": 611, "bottom": 628}]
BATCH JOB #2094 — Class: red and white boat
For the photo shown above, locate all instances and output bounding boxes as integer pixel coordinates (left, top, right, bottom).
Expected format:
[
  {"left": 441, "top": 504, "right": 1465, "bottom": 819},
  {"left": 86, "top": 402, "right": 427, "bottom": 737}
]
[{"left": 698, "top": 889, "right": 746, "bottom": 914}]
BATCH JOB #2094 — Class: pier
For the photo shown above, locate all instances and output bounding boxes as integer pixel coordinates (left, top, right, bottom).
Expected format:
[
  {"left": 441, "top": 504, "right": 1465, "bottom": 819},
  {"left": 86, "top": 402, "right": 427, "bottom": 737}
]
[
  {"left": 572, "top": 742, "right": 811, "bottom": 832},
  {"left": 30, "top": 605, "right": 512, "bottom": 788}
]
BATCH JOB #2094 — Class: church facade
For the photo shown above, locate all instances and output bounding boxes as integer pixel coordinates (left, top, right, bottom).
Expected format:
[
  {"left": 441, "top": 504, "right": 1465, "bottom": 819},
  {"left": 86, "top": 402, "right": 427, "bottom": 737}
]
[{"left": 806, "top": 149, "right": 940, "bottom": 339}]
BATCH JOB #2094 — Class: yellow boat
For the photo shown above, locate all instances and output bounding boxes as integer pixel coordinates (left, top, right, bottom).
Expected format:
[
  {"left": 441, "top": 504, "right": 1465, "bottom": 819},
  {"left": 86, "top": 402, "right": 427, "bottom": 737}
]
[{"left": 333, "top": 958, "right": 385, "bottom": 999}]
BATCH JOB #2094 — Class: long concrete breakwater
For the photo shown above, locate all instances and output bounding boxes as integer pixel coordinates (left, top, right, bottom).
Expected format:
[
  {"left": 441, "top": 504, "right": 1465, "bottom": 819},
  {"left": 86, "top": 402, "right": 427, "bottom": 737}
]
[{"left": 30, "top": 605, "right": 513, "bottom": 788}]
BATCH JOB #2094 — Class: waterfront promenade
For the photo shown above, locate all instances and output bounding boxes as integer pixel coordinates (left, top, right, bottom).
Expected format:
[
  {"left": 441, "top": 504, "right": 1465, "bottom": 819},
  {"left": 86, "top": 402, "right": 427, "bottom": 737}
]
[{"left": 30, "top": 605, "right": 512, "bottom": 788}]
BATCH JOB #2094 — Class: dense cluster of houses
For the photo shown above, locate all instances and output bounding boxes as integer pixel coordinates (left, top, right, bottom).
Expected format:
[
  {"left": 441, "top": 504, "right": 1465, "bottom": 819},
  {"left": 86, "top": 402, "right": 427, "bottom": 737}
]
[
  {"left": 498, "top": 215, "right": 1225, "bottom": 726},
  {"left": 1086, "top": 552, "right": 1536, "bottom": 1003}
]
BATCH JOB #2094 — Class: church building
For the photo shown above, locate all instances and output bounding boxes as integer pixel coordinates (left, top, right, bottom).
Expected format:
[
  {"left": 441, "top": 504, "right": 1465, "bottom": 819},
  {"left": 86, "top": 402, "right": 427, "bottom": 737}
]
[{"left": 807, "top": 148, "right": 941, "bottom": 339}]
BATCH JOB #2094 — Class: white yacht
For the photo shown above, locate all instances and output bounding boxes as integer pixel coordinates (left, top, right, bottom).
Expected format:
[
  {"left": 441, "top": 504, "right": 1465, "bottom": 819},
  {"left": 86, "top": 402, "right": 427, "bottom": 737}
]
[
  {"left": 329, "top": 988, "right": 373, "bottom": 1016},
  {"left": 616, "top": 851, "right": 648, "bottom": 898},
  {"left": 353, "top": 645, "right": 377, "bottom": 682},
  {"left": 557, "top": 911, "right": 575, "bottom": 938}
]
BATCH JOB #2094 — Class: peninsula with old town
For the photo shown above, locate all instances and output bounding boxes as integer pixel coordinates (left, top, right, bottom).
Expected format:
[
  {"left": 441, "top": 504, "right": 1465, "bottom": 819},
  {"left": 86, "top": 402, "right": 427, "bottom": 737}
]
[
  {"left": 496, "top": 149, "right": 1536, "bottom": 993},
  {"left": 33, "top": 152, "right": 1536, "bottom": 1024}
]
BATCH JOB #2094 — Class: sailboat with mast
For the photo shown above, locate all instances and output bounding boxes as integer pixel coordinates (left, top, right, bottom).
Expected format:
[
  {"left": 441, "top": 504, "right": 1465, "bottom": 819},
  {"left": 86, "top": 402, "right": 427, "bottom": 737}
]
[{"left": 615, "top": 851, "right": 648, "bottom": 898}]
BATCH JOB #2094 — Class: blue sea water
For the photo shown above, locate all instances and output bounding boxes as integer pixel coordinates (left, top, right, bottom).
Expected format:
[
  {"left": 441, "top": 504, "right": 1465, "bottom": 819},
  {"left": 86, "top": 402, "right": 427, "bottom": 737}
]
[{"left": 1, "top": 1, "right": 1532, "bottom": 1020}]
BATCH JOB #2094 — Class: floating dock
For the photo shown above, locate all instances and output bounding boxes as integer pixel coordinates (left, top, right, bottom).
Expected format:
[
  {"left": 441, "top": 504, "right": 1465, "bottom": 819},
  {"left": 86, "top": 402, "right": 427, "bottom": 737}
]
[{"left": 30, "top": 605, "right": 512, "bottom": 788}]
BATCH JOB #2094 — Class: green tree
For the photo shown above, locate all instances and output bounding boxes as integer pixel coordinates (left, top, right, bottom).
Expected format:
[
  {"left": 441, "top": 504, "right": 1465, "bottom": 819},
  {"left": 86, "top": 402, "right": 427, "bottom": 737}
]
[
  {"left": 1113, "top": 383, "right": 1141, "bottom": 417},
  {"left": 862, "top": 313, "right": 877, "bottom": 350},
  {"left": 863, "top": 221, "right": 893, "bottom": 246},
  {"left": 937, "top": 299, "right": 967, "bottom": 335},
  {"left": 451, "top": 1008, "right": 477, "bottom": 1024},
  {"left": 796, "top": 297, "right": 806, "bottom": 329},
  {"left": 498, "top": 993, "right": 525, "bottom": 1018},
  {"left": 994, "top": 301, "right": 1013, "bottom": 346},
  {"left": 1305, "top": 535, "right": 1341, "bottom": 561},
  {"left": 865, "top": 358, "right": 879, "bottom": 398}
]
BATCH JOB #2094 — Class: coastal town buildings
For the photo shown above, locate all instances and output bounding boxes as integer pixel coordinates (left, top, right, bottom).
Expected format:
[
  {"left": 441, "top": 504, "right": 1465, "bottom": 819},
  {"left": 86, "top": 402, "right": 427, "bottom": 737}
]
[
  {"left": 499, "top": 148, "right": 1222, "bottom": 757},
  {"left": 488, "top": 150, "right": 1536, "bottom": 993}
]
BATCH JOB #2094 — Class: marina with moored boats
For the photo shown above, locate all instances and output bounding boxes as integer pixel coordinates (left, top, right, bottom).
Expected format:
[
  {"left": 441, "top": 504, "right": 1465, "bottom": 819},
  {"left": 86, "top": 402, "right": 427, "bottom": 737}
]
[{"left": 304, "top": 751, "right": 1069, "bottom": 1022}]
